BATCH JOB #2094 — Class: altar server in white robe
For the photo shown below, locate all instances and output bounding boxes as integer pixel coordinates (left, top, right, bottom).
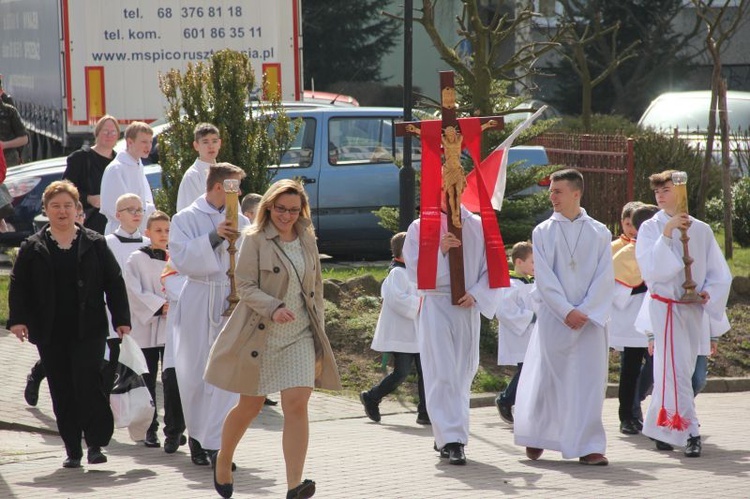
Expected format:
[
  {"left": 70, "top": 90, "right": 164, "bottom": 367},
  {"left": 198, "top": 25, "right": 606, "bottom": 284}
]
[
  {"left": 105, "top": 194, "right": 150, "bottom": 269},
  {"left": 176, "top": 123, "right": 221, "bottom": 211},
  {"left": 634, "top": 170, "right": 731, "bottom": 457},
  {"left": 403, "top": 198, "right": 500, "bottom": 466},
  {"left": 103, "top": 194, "right": 150, "bottom": 378},
  {"left": 514, "top": 169, "right": 614, "bottom": 466},
  {"left": 100, "top": 122, "right": 156, "bottom": 235},
  {"left": 169, "top": 163, "right": 250, "bottom": 455},
  {"left": 494, "top": 241, "right": 536, "bottom": 425},
  {"left": 123, "top": 211, "right": 170, "bottom": 447}
]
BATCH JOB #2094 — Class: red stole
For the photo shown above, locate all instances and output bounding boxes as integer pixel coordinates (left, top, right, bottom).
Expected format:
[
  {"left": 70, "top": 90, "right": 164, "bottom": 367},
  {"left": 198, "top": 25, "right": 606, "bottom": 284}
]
[{"left": 415, "top": 118, "right": 509, "bottom": 289}]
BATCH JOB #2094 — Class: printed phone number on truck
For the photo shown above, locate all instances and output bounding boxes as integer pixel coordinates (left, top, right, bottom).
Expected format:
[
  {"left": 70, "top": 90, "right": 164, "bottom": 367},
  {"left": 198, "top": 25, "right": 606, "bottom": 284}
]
[
  {"left": 183, "top": 26, "right": 261, "bottom": 39},
  {"left": 91, "top": 48, "right": 275, "bottom": 63},
  {"left": 157, "top": 6, "right": 244, "bottom": 19}
]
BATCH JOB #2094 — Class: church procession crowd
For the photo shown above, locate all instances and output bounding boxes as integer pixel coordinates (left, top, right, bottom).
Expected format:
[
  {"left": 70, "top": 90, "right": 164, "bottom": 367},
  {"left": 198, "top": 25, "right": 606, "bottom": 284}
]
[{"left": 6, "top": 115, "right": 732, "bottom": 498}]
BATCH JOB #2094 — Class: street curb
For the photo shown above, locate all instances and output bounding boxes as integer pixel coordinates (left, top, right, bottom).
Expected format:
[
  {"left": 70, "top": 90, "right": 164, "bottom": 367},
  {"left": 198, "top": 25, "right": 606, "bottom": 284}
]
[{"left": 469, "top": 377, "right": 750, "bottom": 408}]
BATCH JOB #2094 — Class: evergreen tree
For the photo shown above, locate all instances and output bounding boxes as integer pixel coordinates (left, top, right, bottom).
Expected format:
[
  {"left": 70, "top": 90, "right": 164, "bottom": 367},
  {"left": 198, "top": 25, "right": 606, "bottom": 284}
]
[{"left": 302, "top": 0, "right": 398, "bottom": 90}]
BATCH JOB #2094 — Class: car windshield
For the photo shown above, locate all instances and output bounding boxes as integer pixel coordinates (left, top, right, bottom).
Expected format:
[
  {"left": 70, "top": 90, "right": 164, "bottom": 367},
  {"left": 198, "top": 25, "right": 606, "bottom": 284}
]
[{"left": 640, "top": 96, "right": 750, "bottom": 132}]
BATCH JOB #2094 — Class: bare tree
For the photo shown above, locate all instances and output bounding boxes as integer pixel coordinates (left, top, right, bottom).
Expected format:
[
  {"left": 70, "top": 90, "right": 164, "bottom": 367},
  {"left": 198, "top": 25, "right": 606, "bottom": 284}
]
[
  {"left": 550, "top": 0, "right": 704, "bottom": 119},
  {"left": 387, "top": 0, "right": 563, "bottom": 117},
  {"left": 556, "top": 0, "right": 639, "bottom": 131},
  {"left": 692, "top": 0, "right": 750, "bottom": 260}
]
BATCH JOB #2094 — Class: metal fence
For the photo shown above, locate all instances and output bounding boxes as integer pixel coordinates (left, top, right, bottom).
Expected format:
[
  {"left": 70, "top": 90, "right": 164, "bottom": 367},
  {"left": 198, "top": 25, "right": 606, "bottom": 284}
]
[{"left": 530, "top": 133, "right": 635, "bottom": 231}]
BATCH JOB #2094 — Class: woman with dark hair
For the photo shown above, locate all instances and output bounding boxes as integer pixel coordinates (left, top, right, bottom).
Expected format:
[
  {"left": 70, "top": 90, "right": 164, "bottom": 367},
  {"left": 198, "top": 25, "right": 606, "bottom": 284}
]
[
  {"left": 8, "top": 180, "right": 131, "bottom": 468},
  {"left": 205, "top": 178, "right": 341, "bottom": 499},
  {"left": 63, "top": 114, "right": 120, "bottom": 234}
]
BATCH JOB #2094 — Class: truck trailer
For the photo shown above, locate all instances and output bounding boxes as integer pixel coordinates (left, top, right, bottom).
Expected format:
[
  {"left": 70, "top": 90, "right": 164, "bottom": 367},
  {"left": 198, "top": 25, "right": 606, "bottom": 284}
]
[{"left": 0, "top": 0, "right": 302, "bottom": 161}]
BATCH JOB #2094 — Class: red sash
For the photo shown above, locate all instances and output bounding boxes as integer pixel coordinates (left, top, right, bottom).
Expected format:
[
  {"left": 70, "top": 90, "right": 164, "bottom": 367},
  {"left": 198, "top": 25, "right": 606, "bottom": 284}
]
[
  {"left": 650, "top": 293, "right": 696, "bottom": 431},
  {"left": 458, "top": 118, "right": 510, "bottom": 288},
  {"left": 416, "top": 120, "right": 443, "bottom": 289}
]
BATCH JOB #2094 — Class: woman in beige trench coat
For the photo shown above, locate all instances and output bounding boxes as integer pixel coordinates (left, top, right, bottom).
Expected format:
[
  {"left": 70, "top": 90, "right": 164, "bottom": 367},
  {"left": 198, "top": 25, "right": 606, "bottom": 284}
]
[{"left": 205, "top": 179, "right": 341, "bottom": 499}]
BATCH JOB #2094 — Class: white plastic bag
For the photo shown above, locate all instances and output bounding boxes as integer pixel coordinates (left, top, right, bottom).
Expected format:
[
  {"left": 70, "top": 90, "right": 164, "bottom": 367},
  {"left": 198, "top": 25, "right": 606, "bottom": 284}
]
[{"left": 110, "top": 334, "right": 154, "bottom": 442}]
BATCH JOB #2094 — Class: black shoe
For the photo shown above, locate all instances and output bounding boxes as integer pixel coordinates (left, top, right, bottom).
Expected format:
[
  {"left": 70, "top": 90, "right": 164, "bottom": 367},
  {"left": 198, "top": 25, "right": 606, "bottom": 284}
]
[
  {"left": 496, "top": 399, "right": 514, "bottom": 425},
  {"left": 619, "top": 420, "right": 640, "bottom": 435},
  {"left": 208, "top": 449, "right": 237, "bottom": 471},
  {"left": 87, "top": 447, "right": 107, "bottom": 464},
  {"left": 164, "top": 434, "right": 187, "bottom": 454},
  {"left": 144, "top": 429, "right": 161, "bottom": 448},
  {"left": 62, "top": 457, "right": 81, "bottom": 468},
  {"left": 359, "top": 391, "right": 381, "bottom": 422},
  {"left": 213, "top": 458, "right": 234, "bottom": 498},
  {"left": 263, "top": 397, "right": 278, "bottom": 406},
  {"left": 654, "top": 439, "right": 674, "bottom": 451},
  {"left": 24, "top": 374, "right": 41, "bottom": 407},
  {"left": 188, "top": 437, "right": 210, "bottom": 466},
  {"left": 684, "top": 435, "right": 702, "bottom": 457},
  {"left": 434, "top": 442, "right": 449, "bottom": 458},
  {"left": 287, "top": 479, "right": 316, "bottom": 499},
  {"left": 445, "top": 442, "right": 466, "bottom": 465},
  {"left": 634, "top": 419, "right": 644, "bottom": 431},
  {"left": 416, "top": 413, "right": 431, "bottom": 425}
]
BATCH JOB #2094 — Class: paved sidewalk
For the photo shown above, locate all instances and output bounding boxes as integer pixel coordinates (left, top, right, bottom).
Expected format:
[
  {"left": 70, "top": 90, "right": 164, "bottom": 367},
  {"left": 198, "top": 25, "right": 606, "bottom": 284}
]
[{"left": 2, "top": 329, "right": 749, "bottom": 498}]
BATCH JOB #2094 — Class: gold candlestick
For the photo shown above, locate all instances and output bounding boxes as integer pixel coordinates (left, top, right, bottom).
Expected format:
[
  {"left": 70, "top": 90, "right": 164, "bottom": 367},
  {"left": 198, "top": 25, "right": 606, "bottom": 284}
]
[
  {"left": 671, "top": 171, "right": 701, "bottom": 302},
  {"left": 223, "top": 179, "right": 240, "bottom": 316}
]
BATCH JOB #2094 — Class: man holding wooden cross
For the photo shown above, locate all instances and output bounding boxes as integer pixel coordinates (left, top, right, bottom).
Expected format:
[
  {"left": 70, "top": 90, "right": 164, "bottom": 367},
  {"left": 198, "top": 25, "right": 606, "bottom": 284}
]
[{"left": 399, "top": 72, "right": 508, "bottom": 465}]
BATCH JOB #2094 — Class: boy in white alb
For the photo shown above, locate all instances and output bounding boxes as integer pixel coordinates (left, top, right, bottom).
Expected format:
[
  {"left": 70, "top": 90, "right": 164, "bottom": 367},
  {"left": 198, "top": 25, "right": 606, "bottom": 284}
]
[
  {"left": 176, "top": 123, "right": 221, "bottom": 211},
  {"left": 123, "top": 211, "right": 171, "bottom": 449},
  {"left": 104, "top": 194, "right": 150, "bottom": 391},
  {"left": 360, "top": 232, "right": 429, "bottom": 425},
  {"left": 100, "top": 122, "right": 156, "bottom": 234},
  {"left": 635, "top": 170, "right": 731, "bottom": 457},
  {"left": 169, "top": 163, "right": 250, "bottom": 459},
  {"left": 494, "top": 241, "right": 535, "bottom": 425},
  {"left": 609, "top": 201, "right": 651, "bottom": 436},
  {"left": 514, "top": 169, "right": 614, "bottom": 466},
  {"left": 105, "top": 194, "right": 150, "bottom": 268}
]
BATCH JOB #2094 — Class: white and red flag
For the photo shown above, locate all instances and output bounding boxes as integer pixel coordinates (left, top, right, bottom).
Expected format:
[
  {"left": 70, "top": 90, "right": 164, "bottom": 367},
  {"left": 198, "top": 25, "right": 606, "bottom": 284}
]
[{"left": 462, "top": 106, "right": 548, "bottom": 212}]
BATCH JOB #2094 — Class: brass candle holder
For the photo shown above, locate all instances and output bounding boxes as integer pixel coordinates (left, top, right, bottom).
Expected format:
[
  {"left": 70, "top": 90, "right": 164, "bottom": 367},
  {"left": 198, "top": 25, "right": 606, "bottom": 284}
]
[
  {"left": 671, "top": 171, "right": 702, "bottom": 302},
  {"left": 222, "top": 178, "right": 240, "bottom": 316}
]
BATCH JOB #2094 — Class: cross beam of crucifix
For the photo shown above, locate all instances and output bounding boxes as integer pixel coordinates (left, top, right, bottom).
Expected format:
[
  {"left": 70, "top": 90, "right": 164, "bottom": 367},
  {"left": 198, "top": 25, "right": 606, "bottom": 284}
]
[{"left": 394, "top": 71, "right": 504, "bottom": 304}]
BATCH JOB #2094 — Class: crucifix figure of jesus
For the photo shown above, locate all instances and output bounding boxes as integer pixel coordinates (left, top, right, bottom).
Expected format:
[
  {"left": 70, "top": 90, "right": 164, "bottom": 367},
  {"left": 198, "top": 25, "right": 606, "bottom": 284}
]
[{"left": 395, "top": 71, "right": 504, "bottom": 304}]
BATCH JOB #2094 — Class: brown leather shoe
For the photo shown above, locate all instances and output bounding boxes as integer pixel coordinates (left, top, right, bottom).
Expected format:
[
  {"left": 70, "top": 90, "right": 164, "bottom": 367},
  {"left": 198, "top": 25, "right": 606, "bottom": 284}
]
[
  {"left": 579, "top": 453, "right": 609, "bottom": 465},
  {"left": 525, "top": 447, "right": 543, "bottom": 460}
]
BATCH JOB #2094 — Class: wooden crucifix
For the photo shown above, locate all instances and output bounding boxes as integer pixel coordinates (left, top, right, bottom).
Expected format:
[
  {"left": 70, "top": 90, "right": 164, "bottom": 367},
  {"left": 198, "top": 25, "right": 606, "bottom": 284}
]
[{"left": 395, "top": 71, "right": 504, "bottom": 305}]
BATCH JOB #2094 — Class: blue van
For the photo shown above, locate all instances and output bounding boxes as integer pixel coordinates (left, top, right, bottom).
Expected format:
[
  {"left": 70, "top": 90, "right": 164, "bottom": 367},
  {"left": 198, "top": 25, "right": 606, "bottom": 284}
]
[{"left": 270, "top": 107, "right": 549, "bottom": 256}]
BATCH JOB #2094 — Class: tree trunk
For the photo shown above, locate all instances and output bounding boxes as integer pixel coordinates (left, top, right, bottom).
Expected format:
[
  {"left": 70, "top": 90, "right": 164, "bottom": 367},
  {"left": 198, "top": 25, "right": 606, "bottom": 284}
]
[
  {"left": 696, "top": 37, "right": 721, "bottom": 220},
  {"left": 718, "top": 78, "right": 733, "bottom": 259},
  {"left": 576, "top": 45, "right": 593, "bottom": 132}
]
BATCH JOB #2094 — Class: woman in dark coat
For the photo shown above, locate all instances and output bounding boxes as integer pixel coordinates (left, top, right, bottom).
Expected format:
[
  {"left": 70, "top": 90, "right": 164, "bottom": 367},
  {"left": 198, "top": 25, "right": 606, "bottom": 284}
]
[
  {"left": 63, "top": 114, "right": 120, "bottom": 234},
  {"left": 8, "top": 180, "right": 131, "bottom": 468}
]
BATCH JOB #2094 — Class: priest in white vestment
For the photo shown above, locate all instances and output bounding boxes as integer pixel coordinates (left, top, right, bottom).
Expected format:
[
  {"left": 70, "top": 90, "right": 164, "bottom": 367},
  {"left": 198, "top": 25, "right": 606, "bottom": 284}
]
[
  {"left": 634, "top": 170, "right": 731, "bottom": 456},
  {"left": 100, "top": 122, "right": 156, "bottom": 235},
  {"left": 404, "top": 203, "right": 500, "bottom": 465},
  {"left": 169, "top": 164, "right": 249, "bottom": 454},
  {"left": 514, "top": 169, "right": 614, "bottom": 465}
]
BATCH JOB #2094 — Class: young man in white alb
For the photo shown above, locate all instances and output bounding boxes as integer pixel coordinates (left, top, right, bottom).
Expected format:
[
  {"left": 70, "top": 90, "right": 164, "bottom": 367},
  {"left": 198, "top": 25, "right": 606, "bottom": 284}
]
[
  {"left": 635, "top": 170, "right": 731, "bottom": 457},
  {"left": 514, "top": 168, "right": 614, "bottom": 466},
  {"left": 100, "top": 122, "right": 156, "bottom": 234}
]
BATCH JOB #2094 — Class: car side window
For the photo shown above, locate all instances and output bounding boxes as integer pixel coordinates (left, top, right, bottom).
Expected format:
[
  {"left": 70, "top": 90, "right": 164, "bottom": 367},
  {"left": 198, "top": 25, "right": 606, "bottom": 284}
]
[
  {"left": 277, "top": 118, "right": 316, "bottom": 168},
  {"left": 328, "top": 117, "right": 396, "bottom": 165}
]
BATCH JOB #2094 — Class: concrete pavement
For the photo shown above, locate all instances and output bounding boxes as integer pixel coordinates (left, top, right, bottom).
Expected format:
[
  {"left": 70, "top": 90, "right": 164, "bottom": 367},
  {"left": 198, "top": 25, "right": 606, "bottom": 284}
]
[{"left": 1, "top": 328, "right": 749, "bottom": 498}]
